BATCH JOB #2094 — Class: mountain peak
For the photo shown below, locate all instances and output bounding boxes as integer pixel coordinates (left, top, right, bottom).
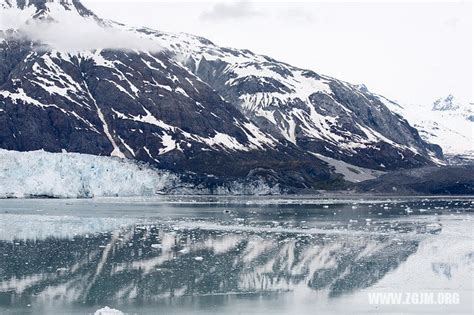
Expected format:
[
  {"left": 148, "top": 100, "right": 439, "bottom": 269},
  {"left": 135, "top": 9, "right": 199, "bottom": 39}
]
[
  {"left": 355, "top": 84, "right": 369, "bottom": 93},
  {"left": 1, "top": 0, "right": 95, "bottom": 18},
  {"left": 432, "top": 94, "right": 461, "bottom": 111}
]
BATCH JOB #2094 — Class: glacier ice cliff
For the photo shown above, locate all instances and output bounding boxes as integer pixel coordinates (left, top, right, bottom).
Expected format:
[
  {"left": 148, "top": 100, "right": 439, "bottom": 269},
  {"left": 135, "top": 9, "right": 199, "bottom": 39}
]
[{"left": 0, "top": 149, "right": 281, "bottom": 198}]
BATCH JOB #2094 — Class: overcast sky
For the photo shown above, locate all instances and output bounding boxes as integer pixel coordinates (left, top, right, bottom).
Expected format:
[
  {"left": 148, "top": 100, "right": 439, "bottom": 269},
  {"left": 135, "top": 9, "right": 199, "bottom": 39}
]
[{"left": 82, "top": 0, "right": 473, "bottom": 105}]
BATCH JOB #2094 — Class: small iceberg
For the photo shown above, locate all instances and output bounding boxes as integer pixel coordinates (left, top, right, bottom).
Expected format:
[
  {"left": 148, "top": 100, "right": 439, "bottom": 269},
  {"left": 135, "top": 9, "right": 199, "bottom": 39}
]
[{"left": 94, "top": 306, "right": 124, "bottom": 315}]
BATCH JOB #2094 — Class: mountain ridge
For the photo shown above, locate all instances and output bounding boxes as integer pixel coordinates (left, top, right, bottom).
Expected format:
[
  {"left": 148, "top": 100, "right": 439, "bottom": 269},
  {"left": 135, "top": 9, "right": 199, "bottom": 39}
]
[
  {"left": 0, "top": 0, "right": 95, "bottom": 18},
  {"left": 143, "top": 30, "right": 443, "bottom": 169}
]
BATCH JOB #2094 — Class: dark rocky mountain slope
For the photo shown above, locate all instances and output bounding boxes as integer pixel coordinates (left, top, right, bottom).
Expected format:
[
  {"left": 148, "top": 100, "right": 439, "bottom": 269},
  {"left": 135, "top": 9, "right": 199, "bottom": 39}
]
[{"left": 355, "top": 166, "right": 474, "bottom": 195}]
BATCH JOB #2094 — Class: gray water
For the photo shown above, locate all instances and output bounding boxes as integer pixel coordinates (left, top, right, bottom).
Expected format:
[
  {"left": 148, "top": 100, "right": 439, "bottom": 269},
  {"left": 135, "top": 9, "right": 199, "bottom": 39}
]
[{"left": 0, "top": 196, "right": 472, "bottom": 314}]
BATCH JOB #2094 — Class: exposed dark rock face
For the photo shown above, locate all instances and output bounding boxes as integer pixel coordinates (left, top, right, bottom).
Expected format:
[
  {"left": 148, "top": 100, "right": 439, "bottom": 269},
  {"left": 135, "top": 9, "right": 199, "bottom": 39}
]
[{"left": 355, "top": 166, "right": 474, "bottom": 195}]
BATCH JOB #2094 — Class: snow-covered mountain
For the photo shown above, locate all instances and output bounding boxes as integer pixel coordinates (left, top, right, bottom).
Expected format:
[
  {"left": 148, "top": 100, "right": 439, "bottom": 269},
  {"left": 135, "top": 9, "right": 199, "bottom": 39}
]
[
  {"left": 145, "top": 31, "right": 443, "bottom": 170},
  {"left": 384, "top": 95, "right": 473, "bottom": 162},
  {"left": 0, "top": 0, "right": 445, "bottom": 190}
]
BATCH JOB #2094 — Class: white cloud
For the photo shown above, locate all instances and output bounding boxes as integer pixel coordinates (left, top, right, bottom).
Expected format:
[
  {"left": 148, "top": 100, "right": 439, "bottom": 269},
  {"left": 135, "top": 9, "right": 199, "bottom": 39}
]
[
  {"left": 278, "top": 8, "right": 314, "bottom": 24},
  {"left": 199, "top": 1, "right": 261, "bottom": 21},
  {"left": 0, "top": 7, "right": 162, "bottom": 52}
]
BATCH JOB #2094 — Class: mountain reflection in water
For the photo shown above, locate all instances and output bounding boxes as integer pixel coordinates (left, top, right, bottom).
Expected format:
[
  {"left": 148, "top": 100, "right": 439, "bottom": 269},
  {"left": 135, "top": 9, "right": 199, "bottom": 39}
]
[{"left": 0, "top": 220, "right": 436, "bottom": 306}]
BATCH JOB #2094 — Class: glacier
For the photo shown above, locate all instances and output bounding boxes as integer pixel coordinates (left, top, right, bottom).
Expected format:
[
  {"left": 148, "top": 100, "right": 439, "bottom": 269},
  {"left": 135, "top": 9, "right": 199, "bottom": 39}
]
[
  {"left": 0, "top": 150, "right": 281, "bottom": 198},
  {"left": 0, "top": 149, "right": 180, "bottom": 198}
]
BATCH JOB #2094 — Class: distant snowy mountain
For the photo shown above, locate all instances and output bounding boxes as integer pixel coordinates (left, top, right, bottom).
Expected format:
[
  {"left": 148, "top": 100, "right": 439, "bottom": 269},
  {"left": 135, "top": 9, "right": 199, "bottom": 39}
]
[
  {"left": 384, "top": 94, "right": 473, "bottom": 161},
  {"left": 432, "top": 94, "right": 463, "bottom": 112},
  {"left": 0, "top": 0, "right": 445, "bottom": 191}
]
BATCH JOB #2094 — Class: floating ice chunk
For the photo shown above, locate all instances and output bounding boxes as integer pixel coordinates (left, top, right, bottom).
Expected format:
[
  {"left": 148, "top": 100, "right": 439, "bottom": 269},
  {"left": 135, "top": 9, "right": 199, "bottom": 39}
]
[{"left": 94, "top": 306, "right": 124, "bottom": 315}]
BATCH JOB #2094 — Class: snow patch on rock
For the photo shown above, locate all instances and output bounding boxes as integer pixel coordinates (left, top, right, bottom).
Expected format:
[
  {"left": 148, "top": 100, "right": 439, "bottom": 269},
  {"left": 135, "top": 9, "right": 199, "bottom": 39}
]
[{"left": 311, "top": 153, "right": 385, "bottom": 183}]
